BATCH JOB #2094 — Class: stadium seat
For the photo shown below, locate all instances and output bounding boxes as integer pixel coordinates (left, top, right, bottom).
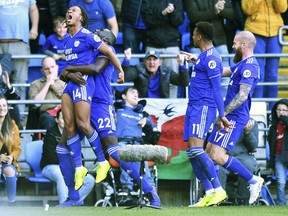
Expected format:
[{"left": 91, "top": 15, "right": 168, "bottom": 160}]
[
  {"left": 25, "top": 140, "right": 54, "bottom": 195},
  {"left": 181, "top": 32, "right": 190, "bottom": 51},
  {"left": 115, "top": 31, "right": 124, "bottom": 53},
  {"left": 178, "top": 12, "right": 190, "bottom": 35}
]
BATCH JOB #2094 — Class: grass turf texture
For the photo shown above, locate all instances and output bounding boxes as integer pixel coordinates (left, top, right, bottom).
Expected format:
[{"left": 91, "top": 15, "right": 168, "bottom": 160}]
[{"left": 1, "top": 206, "right": 288, "bottom": 216}]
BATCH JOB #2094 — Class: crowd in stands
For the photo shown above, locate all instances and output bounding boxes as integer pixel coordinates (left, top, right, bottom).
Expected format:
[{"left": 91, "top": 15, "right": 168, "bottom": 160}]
[{"left": 0, "top": 0, "right": 287, "bottom": 207}]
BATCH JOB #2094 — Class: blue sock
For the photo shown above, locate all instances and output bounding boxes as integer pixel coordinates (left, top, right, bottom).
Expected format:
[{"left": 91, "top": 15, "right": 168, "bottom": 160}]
[
  {"left": 223, "top": 156, "right": 254, "bottom": 183},
  {"left": 186, "top": 149, "right": 213, "bottom": 192},
  {"left": 67, "top": 133, "right": 82, "bottom": 168},
  {"left": 5, "top": 175, "right": 17, "bottom": 202},
  {"left": 88, "top": 130, "right": 105, "bottom": 162},
  {"left": 190, "top": 147, "right": 222, "bottom": 189},
  {"left": 56, "top": 145, "right": 80, "bottom": 201},
  {"left": 107, "top": 144, "right": 153, "bottom": 193}
]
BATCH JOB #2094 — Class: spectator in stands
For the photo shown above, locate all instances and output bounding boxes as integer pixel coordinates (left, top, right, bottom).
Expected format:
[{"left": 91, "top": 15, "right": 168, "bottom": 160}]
[
  {"left": 0, "top": 63, "right": 21, "bottom": 129},
  {"left": 184, "top": 0, "right": 234, "bottom": 96},
  {"left": 0, "top": 0, "right": 39, "bottom": 115},
  {"left": 218, "top": 118, "right": 259, "bottom": 205},
  {"left": 28, "top": 56, "right": 65, "bottom": 130},
  {"left": 42, "top": 16, "right": 69, "bottom": 76},
  {"left": 121, "top": 0, "right": 146, "bottom": 53},
  {"left": 68, "top": 0, "right": 119, "bottom": 37},
  {"left": 30, "top": 0, "right": 68, "bottom": 54},
  {"left": 267, "top": 99, "right": 288, "bottom": 205},
  {"left": 141, "top": 0, "right": 184, "bottom": 98},
  {"left": 40, "top": 108, "right": 95, "bottom": 206},
  {"left": 40, "top": 108, "right": 68, "bottom": 204},
  {"left": 122, "top": 49, "right": 189, "bottom": 98},
  {"left": 242, "top": 0, "right": 287, "bottom": 110},
  {"left": 0, "top": 96, "right": 21, "bottom": 204},
  {"left": 114, "top": 87, "right": 156, "bottom": 205}
]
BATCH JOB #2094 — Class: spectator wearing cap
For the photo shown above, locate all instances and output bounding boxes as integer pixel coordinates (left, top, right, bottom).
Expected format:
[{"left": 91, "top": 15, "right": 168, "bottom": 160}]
[{"left": 121, "top": 49, "right": 189, "bottom": 98}]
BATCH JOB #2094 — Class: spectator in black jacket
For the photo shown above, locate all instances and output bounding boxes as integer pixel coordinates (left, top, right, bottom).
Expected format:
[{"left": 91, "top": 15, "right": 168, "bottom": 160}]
[
  {"left": 121, "top": 49, "right": 189, "bottom": 98},
  {"left": 40, "top": 108, "right": 68, "bottom": 204},
  {"left": 141, "top": 0, "right": 184, "bottom": 98},
  {"left": 40, "top": 108, "right": 96, "bottom": 206},
  {"left": 0, "top": 63, "right": 21, "bottom": 128},
  {"left": 267, "top": 99, "right": 288, "bottom": 205}
]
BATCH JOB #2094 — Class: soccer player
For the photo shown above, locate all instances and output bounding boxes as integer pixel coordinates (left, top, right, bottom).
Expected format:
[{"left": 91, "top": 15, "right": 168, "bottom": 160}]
[
  {"left": 57, "top": 5, "right": 124, "bottom": 196},
  {"left": 205, "top": 30, "right": 264, "bottom": 205},
  {"left": 61, "top": 29, "right": 161, "bottom": 207},
  {"left": 181, "top": 21, "right": 231, "bottom": 207}
]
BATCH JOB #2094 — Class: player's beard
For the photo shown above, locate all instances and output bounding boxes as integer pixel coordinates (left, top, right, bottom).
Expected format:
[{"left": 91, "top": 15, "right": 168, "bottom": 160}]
[{"left": 233, "top": 47, "right": 243, "bottom": 63}]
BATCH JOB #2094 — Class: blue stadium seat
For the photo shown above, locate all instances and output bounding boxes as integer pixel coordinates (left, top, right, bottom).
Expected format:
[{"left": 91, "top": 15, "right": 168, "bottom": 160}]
[
  {"left": 179, "top": 12, "right": 190, "bottom": 35},
  {"left": 25, "top": 140, "right": 54, "bottom": 195},
  {"left": 115, "top": 31, "right": 124, "bottom": 53},
  {"left": 181, "top": 32, "right": 190, "bottom": 51}
]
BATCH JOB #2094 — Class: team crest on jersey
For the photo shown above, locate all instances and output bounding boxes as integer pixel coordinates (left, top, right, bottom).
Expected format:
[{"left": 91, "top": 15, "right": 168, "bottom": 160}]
[
  {"left": 93, "top": 35, "right": 101, "bottom": 42},
  {"left": 74, "top": 40, "right": 80, "bottom": 47},
  {"left": 208, "top": 60, "right": 216, "bottom": 69},
  {"left": 243, "top": 69, "right": 251, "bottom": 78}
]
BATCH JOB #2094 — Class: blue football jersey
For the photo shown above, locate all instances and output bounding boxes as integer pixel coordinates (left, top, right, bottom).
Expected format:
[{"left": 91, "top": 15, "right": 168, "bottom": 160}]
[
  {"left": 188, "top": 47, "right": 223, "bottom": 107},
  {"left": 226, "top": 56, "right": 260, "bottom": 124},
  {"left": 64, "top": 27, "right": 103, "bottom": 66},
  {"left": 92, "top": 45, "right": 115, "bottom": 105}
]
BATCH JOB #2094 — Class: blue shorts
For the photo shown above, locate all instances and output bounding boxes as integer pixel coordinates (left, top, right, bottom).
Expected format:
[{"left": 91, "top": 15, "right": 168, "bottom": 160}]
[
  {"left": 207, "top": 115, "right": 245, "bottom": 151},
  {"left": 183, "top": 104, "right": 216, "bottom": 141},
  {"left": 90, "top": 103, "right": 117, "bottom": 138},
  {"left": 63, "top": 75, "right": 95, "bottom": 105}
]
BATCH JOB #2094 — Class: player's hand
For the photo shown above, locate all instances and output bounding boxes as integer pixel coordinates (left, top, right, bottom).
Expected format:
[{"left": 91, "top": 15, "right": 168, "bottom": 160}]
[
  {"left": 216, "top": 116, "right": 231, "bottom": 132},
  {"left": 177, "top": 54, "right": 186, "bottom": 66},
  {"left": 68, "top": 72, "right": 87, "bottom": 86},
  {"left": 117, "top": 70, "right": 125, "bottom": 84},
  {"left": 180, "top": 51, "right": 198, "bottom": 63}
]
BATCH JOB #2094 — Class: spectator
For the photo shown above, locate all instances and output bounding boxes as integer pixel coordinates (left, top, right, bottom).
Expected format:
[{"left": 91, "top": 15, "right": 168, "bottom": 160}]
[
  {"left": 30, "top": 0, "right": 68, "bottom": 53},
  {"left": 121, "top": 0, "right": 146, "bottom": 53},
  {"left": 0, "top": 63, "right": 21, "bottom": 128},
  {"left": 218, "top": 118, "right": 259, "bottom": 205},
  {"left": 0, "top": 0, "right": 39, "bottom": 115},
  {"left": 40, "top": 108, "right": 68, "bottom": 204},
  {"left": 68, "top": 0, "right": 119, "bottom": 37},
  {"left": 242, "top": 0, "right": 287, "bottom": 110},
  {"left": 141, "top": 0, "right": 184, "bottom": 98},
  {"left": 184, "top": 0, "right": 234, "bottom": 96},
  {"left": 42, "top": 16, "right": 69, "bottom": 76},
  {"left": 224, "top": 0, "right": 246, "bottom": 53},
  {"left": 40, "top": 108, "right": 95, "bottom": 206},
  {"left": 267, "top": 99, "right": 288, "bottom": 205},
  {"left": 28, "top": 56, "right": 65, "bottom": 130},
  {"left": 122, "top": 49, "right": 189, "bottom": 98},
  {"left": 0, "top": 96, "right": 21, "bottom": 204},
  {"left": 114, "top": 87, "right": 156, "bottom": 205}
]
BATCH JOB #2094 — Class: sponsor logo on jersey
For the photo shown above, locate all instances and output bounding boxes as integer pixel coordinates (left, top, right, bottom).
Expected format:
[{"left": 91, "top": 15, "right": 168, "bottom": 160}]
[
  {"left": 208, "top": 60, "right": 216, "bottom": 69},
  {"left": 94, "top": 35, "right": 101, "bottom": 42},
  {"left": 243, "top": 69, "right": 251, "bottom": 78},
  {"left": 74, "top": 40, "right": 80, "bottom": 47}
]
